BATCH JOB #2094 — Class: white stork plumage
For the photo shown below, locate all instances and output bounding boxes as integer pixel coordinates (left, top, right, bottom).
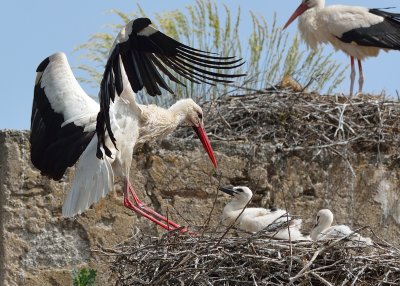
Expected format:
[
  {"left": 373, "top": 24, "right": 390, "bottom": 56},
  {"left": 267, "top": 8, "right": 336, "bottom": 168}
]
[
  {"left": 30, "top": 17, "right": 244, "bottom": 231},
  {"left": 284, "top": 0, "right": 400, "bottom": 96},
  {"left": 220, "top": 186, "right": 308, "bottom": 240},
  {"left": 310, "top": 209, "right": 372, "bottom": 245}
]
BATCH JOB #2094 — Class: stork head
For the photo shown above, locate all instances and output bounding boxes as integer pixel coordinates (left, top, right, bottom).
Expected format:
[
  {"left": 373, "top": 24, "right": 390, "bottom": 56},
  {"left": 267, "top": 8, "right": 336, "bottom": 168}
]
[
  {"left": 219, "top": 186, "right": 253, "bottom": 205},
  {"left": 310, "top": 208, "right": 333, "bottom": 240},
  {"left": 315, "top": 209, "right": 334, "bottom": 226},
  {"left": 170, "top": 98, "right": 217, "bottom": 169},
  {"left": 283, "top": 0, "right": 324, "bottom": 29}
]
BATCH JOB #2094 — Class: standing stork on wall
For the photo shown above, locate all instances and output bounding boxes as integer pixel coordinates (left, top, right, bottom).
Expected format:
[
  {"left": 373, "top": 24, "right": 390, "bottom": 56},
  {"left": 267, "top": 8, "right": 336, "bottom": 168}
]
[
  {"left": 30, "top": 18, "right": 244, "bottom": 231},
  {"left": 284, "top": 0, "right": 400, "bottom": 96}
]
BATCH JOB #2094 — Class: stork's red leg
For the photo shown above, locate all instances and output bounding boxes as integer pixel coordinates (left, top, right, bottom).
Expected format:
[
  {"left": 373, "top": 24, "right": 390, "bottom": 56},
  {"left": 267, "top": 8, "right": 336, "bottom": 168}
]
[
  {"left": 123, "top": 178, "right": 187, "bottom": 232},
  {"left": 127, "top": 183, "right": 182, "bottom": 229},
  {"left": 349, "top": 56, "right": 356, "bottom": 97},
  {"left": 357, "top": 59, "right": 364, "bottom": 94}
]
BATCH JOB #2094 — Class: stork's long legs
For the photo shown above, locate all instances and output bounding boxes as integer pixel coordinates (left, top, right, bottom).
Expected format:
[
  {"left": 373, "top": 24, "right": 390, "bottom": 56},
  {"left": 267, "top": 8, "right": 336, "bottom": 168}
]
[
  {"left": 357, "top": 59, "right": 364, "bottom": 94},
  {"left": 123, "top": 178, "right": 187, "bottom": 232},
  {"left": 349, "top": 56, "right": 356, "bottom": 97}
]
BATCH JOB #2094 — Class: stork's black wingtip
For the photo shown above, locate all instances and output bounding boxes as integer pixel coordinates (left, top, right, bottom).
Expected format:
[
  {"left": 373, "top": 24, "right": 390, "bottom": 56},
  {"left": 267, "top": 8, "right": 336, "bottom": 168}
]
[
  {"left": 104, "top": 146, "right": 113, "bottom": 158},
  {"left": 96, "top": 149, "right": 104, "bottom": 160},
  {"left": 36, "top": 57, "right": 50, "bottom": 73},
  {"left": 132, "top": 17, "right": 152, "bottom": 33}
]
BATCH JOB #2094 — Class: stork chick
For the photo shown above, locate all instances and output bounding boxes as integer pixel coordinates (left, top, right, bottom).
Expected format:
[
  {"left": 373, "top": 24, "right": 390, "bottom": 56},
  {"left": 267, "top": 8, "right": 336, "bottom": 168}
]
[
  {"left": 311, "top": 209, "right": 373, "bottom": 245},
  {"left": 220, "top": 186, "right": 309, "bottom": 241}
]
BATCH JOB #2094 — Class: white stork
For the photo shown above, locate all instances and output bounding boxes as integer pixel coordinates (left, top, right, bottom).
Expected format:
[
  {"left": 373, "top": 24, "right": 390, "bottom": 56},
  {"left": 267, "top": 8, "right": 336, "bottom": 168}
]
[
  {"left": 30, "top": 18, "right": 244, "bottom": 231},
  {"left": 284, "top": 0, "right": 400, "bottom": 96},
  {"left": 311, "top": 209, "right": 372, "bottom": 245},
  {"left": 220, "top": 186, "right": 308, "bottom": 240}
]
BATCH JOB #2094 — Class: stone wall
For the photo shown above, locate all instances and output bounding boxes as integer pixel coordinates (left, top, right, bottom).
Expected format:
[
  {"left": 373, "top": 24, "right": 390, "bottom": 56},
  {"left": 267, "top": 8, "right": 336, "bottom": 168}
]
[
  {"left": 0, "top": 132, "right": 7, "bottom": 286},
  {"left": 1, "top": 130, "right": 400, "bottom": 285}
]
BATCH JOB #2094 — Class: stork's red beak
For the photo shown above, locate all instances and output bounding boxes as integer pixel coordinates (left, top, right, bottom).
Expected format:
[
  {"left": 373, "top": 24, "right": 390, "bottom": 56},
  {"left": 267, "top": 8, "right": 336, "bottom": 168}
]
[
  {"left": 283, "top": 3, "right": 309, "bottom": 29},
  {"left": 193, "top": 124, "right": 218, "bottom": 169}
]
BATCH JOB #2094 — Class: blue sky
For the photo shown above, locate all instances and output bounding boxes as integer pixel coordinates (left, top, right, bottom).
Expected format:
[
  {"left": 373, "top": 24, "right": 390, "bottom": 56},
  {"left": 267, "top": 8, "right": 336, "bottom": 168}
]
[{"left": 1, "top": 0, "right": 400, "bottom": 130}]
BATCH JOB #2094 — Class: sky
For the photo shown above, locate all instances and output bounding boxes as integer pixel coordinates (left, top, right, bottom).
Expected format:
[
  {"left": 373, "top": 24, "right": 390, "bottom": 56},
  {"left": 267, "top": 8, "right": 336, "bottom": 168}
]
[{"left": 1, "top": 0, "right": 400, "bottom": 130}]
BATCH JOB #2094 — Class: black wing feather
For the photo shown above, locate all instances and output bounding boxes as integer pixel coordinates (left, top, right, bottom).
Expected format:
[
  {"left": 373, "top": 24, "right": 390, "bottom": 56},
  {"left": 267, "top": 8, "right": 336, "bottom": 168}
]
[
  {"left": 96, "top": 17, "right": 245, "bottom": 158},
  {"left": 121, "top": 51, "right": 143, "bottom": 91},
  {"left": 157, "top": 55, "right": 204, "bottom": 84},
  {"left": 111, "top": 49, "right": 124, "bottom": 95},
  {"left": 31, "top": 82, "right": 95, "bottom": 180},
  {"left": 149, "top": 54, "right": 184, "bottom": 87},
  {"left": 176, "top": 51, "right": 243, "bottom": 68},
  {"left": 339, "top": 8, "right": 400, "bottom": 50},
  {"left": 145, "top": 54, "right": 176, "bottom": 93}
]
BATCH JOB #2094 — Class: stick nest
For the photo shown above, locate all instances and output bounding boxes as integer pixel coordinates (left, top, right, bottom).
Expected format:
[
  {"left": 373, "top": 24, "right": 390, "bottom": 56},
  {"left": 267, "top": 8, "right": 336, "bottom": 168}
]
[
  {"left": 106, "top": 227, "right": 400, "bottom": 285},
  {"left": 106, "top": 91, "right": 400, "bottom": 284},
  {"left": 175, "top": 91, "right": 400, "bottom": 156}
]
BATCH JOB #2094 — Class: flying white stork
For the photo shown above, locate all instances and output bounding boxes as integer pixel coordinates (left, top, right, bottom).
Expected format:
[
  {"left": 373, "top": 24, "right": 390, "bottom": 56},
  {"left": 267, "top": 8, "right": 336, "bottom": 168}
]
[
  {"left": 30, "top": 17, "right": 244, "bottom": 232},
  {"left": 311, "top": 209, "right": 372, "bottom": 245},
  {"left": 284, "top": 0, "right": 400, "bottom": 96},
  {"left": 220, "top": 186, "right": 308, "bottom": 240}
]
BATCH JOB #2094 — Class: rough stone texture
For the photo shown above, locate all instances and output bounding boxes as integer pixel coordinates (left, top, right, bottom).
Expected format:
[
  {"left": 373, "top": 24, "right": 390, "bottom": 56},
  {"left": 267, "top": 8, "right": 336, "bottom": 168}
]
[{"left": 1, "top": 130, "right": 400, "bottom": 285}]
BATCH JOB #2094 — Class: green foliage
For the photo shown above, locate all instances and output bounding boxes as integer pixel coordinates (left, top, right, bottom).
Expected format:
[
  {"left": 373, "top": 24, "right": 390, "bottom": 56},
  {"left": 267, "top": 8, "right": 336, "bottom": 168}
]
[
  {"left": 71, "top": 268, "right": 97, "bottom": 286},
  {"left": 75, "top": 0, "right": 345, "bottom": 104}
]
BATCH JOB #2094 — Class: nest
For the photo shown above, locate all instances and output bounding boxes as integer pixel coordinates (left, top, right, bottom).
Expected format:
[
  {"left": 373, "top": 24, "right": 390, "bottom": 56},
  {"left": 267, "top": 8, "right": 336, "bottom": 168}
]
[
  {"left": 98, "top": 91, "right": 400, "bottom": 285},
  {"left": 175, "top": 90, "right": 400, "bottom": 157},
  {"left": 104, "top": 227, "right": 400, "bottom": 285}
]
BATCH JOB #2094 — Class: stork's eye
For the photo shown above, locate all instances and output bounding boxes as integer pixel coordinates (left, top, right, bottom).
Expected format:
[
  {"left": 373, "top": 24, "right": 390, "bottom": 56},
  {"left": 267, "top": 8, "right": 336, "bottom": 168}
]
[
  {"left": 235, "top": 188, "right": 244, "bottom": 193},
  {"left": 197, "top": 112, "right": 203, "bottom": 120}
]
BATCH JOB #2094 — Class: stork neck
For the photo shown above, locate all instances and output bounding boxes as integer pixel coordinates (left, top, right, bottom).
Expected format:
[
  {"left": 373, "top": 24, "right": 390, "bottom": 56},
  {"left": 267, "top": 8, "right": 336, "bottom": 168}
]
[
  {"left": 222, "top": 204, "right": 245, "bottom": 223},
  {"left": 310, "top": 216, "right": 332, "bottom": 240},
  {"left": 225, "top": 198, "right": 250, "bottom": 212},
  {"left": 168, "top": 101, "right": 189, "bottom": 125},
  {"left": 311, "top": 0, "right": 325, "bottom": 9},
  {"left": 310, "top": 225, "right": 322, "bottom": 241}
]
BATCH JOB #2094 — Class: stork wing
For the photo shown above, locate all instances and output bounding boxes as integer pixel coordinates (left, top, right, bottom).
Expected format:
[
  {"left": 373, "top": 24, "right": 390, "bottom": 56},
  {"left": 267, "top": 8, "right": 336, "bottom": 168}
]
[
  {"left": 30, "top": 52, "right": 99, "bottom": 180},
  {"left": 339, "top": 8, "right": 400, "bottom": 50},
  {"left": 96, "top": 17, "right": 245, "bottom": 158},
  {"left": 62, "top": 136, "right": 114, "bottom": 217},
  {"left": 320, "top": 225, "right": 353, "bottom": 240}
]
